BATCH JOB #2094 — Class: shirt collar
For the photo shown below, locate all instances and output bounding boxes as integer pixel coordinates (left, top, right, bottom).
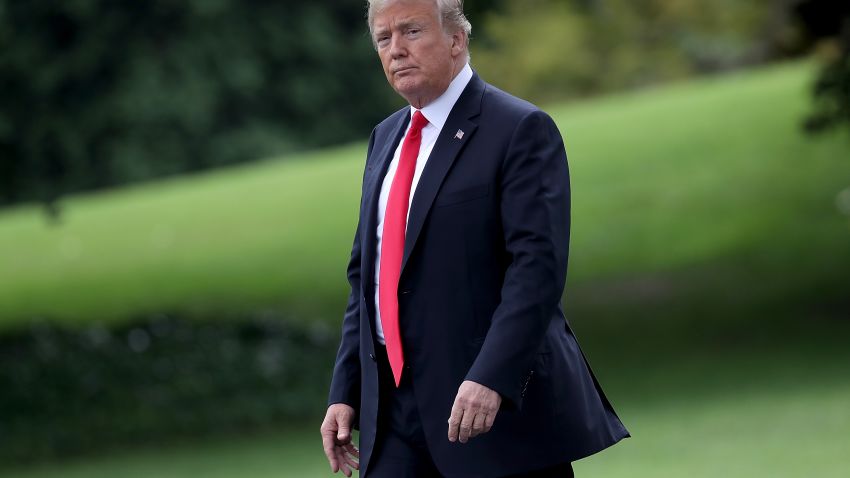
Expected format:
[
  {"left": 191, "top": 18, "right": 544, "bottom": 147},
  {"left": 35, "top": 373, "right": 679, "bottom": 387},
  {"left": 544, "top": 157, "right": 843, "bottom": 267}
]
[{"left": 410, "top": 63, "right": 473, "bottom": 131}]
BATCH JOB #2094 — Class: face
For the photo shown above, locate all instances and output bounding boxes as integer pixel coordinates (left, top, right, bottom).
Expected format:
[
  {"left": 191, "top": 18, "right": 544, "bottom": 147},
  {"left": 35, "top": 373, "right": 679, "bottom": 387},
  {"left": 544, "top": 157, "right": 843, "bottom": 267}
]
[{"left": 372, "top": 0, "right": 466, "bottom": 108}]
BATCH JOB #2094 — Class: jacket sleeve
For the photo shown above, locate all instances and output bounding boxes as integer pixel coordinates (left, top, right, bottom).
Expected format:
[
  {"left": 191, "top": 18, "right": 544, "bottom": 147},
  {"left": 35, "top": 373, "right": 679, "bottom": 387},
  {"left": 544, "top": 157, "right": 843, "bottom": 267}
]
[
  {"left": 326, "top": 216, "right": 363, "bottom": 412},
  {"left": 464, "top": 110, "right": 570, "bottom": 410},
  {"left": 327, "top": 129, "right": 378, "bottom": 413}
]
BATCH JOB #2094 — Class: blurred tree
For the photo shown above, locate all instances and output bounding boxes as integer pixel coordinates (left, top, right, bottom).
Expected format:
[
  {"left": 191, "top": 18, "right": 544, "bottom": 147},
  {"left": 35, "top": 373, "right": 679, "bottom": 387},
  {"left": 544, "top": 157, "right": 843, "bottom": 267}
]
[
  {"left": 471, "top": 0, "right": 800, "bottom": 104},
  {"left": 796, "top": 0, "right": 850, "bottom": 133},
  {"left": 471, "top": 0, "right": 597, "bottom": 103},
  {"left": 0, "top": 0, "right": 402, "bottom": 208},
  {"left": 0, "top": 0, "right": 824, "bottom": 211},
  {"left": 462, "top": 0, "right": 505, "bottom": 25}
]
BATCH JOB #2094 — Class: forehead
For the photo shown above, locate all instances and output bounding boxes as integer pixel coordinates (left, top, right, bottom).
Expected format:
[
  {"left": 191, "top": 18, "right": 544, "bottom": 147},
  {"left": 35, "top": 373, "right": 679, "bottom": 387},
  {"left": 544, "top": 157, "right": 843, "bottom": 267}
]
[{"left": 372, "top": 0, "right": 439, "bottom": 30}]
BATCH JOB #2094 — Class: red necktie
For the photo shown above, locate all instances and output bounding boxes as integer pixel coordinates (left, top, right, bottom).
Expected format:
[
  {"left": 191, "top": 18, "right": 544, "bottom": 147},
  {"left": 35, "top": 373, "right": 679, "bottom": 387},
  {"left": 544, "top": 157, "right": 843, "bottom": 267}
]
[{"left": 379, "top": 111, "right": 428, "bottom": 387}]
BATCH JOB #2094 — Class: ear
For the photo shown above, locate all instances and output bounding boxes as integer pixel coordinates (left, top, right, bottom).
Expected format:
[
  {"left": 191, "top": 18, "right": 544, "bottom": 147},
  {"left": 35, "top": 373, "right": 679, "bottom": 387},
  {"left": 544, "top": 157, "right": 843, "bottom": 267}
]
[{"left": 450, "top": 29, "right": 467, "bottom": 59}]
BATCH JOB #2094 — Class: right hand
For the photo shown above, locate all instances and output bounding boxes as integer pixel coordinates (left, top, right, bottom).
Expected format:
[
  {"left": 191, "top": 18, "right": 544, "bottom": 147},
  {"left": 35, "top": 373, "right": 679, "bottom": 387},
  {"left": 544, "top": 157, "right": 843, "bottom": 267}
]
[{"left": 320, "top": 403, "right": 360, "bottom": 476}]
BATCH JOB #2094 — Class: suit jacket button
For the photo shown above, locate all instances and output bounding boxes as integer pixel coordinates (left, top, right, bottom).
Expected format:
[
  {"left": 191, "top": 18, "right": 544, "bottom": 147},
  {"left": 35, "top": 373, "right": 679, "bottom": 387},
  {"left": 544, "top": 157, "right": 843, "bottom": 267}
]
[{"left": 369, "top": 353, "right": 376, "bottom": 362}]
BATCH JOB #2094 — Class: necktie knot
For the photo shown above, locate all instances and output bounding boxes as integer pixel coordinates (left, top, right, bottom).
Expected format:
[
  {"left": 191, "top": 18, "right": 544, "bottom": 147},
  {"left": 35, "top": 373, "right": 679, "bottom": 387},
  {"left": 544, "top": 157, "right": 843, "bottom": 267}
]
[{"left": 409, "top": 111, "right": 428, "bottom": 136}]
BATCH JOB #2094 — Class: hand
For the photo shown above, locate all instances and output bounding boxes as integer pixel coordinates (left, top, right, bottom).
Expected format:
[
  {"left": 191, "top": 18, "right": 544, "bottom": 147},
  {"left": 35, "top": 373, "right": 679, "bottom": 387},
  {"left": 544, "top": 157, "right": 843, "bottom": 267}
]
[
  {"left": 320, "top": 403, "right": 360, "bottom": 476},
  {"left": 447, "top": 380, "right": 502, "bottom": 444}
]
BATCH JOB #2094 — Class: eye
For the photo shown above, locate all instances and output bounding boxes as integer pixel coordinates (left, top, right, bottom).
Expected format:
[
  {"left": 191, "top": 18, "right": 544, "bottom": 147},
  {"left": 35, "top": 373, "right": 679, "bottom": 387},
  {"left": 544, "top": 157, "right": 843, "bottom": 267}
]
[{"left": 376, "top": 35, "right": 390, "bottom": 47}]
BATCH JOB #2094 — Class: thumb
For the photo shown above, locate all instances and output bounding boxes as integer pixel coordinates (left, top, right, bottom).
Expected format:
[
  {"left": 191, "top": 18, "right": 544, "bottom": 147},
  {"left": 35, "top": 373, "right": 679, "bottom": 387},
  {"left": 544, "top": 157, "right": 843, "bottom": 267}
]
[
  {"left": 336, "top": 416, "right": 351, "bottom": 442},
  {"left": 337, "top": 425, "right": 350, "bottom": 442}
]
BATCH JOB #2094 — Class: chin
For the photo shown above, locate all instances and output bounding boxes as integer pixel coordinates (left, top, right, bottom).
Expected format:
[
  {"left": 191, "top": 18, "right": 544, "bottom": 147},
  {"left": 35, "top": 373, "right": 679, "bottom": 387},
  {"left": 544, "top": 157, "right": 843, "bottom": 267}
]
[{"left": 393, "top": 80, "right": 424, "bottom": 99}]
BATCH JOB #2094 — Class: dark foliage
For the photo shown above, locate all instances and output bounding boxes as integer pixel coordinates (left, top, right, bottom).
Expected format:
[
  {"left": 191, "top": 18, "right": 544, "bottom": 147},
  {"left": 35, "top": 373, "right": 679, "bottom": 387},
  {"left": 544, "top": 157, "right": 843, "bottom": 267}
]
[
  {"left": 805, "top": 43, "right": 850, "bottom": 133},
  {"left": 796, "top": 0, "right": 850, "bottom": 133},
  {"left": 0, "top": 313, "right": 338, "bottom": 464},
  {"left": 0, "top": 0, "right": 400, "bottom": 207}
]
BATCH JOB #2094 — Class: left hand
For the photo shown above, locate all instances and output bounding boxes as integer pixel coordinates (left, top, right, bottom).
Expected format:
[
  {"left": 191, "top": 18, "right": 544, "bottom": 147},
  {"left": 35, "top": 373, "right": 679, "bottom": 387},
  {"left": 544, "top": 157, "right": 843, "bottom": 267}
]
[{"left": 447, "top": 380, "right": 502, "bottom": 443}]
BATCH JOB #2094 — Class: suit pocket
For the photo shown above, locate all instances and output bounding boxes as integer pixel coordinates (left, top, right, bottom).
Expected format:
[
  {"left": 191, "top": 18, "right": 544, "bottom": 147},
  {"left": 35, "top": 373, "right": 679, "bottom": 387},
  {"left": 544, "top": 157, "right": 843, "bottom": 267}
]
[{"left": 435, "top": 184, "right": 490, "bottom": 207}]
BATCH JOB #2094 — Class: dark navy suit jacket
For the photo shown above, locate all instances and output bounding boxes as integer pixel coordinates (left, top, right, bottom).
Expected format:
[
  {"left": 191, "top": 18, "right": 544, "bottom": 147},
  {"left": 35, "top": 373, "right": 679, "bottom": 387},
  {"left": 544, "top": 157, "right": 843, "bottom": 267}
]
[{"left": 328, "top": 73, "right": 629, "bottom": 477}]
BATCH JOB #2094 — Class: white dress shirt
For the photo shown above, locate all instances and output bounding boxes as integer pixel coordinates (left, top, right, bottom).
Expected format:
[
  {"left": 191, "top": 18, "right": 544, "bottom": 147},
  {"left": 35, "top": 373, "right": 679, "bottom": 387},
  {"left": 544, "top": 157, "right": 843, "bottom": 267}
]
[{"left": 373, "top": 63, "right": 474, "bottom": 344}]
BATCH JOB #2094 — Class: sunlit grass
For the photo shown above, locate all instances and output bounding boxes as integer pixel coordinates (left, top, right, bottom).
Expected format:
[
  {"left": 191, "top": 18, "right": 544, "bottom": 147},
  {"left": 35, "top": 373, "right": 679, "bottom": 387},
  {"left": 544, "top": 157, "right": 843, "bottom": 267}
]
[{"left": 1, "top": 61, "right": 848, "bottom": 329}]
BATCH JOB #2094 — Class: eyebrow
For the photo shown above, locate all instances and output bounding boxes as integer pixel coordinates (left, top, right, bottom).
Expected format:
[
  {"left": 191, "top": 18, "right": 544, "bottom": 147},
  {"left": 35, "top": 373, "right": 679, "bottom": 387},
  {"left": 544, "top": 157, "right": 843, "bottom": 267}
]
[
  {"left": 373, "top": 18, "right": 427, "bottom": 38},
  {"left": 397, "top": 20, "right": 426, "bottom": 30}
]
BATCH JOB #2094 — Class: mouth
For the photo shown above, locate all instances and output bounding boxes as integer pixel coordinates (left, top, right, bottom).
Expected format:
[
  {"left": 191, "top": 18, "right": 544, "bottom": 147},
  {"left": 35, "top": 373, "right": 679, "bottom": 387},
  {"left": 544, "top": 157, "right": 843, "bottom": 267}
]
[{"left": 392, "top": 66, "right": 416, "bottom": 75}]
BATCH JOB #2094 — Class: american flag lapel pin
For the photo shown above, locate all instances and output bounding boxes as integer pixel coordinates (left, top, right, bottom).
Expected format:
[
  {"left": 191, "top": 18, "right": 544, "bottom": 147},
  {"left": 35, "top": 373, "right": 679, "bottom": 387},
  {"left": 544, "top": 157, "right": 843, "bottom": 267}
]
[{"left": 454, "top": 129, "right": 464, "bottom": 140}]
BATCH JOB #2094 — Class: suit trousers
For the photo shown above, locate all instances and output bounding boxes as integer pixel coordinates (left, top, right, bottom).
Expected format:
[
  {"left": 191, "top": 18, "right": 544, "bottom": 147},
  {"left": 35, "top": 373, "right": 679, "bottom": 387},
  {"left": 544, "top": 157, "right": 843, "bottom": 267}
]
[{"left": 368, "top": 344, "right": 574, "bottom": 478}]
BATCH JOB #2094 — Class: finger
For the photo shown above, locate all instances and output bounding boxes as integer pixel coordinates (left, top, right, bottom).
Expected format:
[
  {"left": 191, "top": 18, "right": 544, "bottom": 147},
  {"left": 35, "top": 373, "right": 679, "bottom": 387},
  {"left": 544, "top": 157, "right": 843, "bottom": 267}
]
[
  {"left": 322, "top": 431, "right": 340, "bottom": 472},
  {"left": 341, "top": 446, "right": 360, "bottom": 470},
  {"left": 336, "top": 418, "right": 351, "bottom": 444},
  {"left": 334, "top": 414, "right": 351, "bottom": 445},
  {"left": 338, "top": 442, "right": 359, "bottom": 465},
  {"left": 458, "top": 408, "right": 476, "bottom": 444},
  {"left": 447, "top": 401, "right": 465, "bottom": 442},
  {"left": 335, "top": 447, "right": 353, "bottom": 477},
  {"left": 343, "top": 442, "right": 360, "bottom": 458},
  {"left": 471, "top": 411, "right": 487, "bottom": 438},
  {"left": 484, "top": 409, "right": 497, "bottom": 432}
]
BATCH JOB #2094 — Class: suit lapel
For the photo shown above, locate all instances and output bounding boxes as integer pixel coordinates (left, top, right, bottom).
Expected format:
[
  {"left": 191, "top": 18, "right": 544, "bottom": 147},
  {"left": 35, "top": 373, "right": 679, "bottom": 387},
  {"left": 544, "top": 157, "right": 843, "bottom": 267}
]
[
  {"left": 363, "top": 112, "right": 409, "bottom": 230},
  {"left": 401, "top": 75, "right": 485, "bottom": 274},
  {"left": 361, "top": 109, "right": 410, "bottom": 320}
]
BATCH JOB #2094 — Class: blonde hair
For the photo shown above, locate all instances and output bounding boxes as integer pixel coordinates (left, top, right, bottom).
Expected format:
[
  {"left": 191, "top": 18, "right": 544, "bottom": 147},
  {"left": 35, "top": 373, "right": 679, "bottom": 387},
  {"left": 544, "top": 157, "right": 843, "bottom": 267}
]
[{"left": 366, "top": 0, "right": 472, "bottom": 45}]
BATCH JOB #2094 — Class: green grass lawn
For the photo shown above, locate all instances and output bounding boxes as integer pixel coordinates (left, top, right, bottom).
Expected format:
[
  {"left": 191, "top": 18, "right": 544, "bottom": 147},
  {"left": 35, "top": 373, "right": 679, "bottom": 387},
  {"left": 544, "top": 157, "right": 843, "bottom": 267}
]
[
  {"left": 3, "top": 323, "right": 848, "bottom": 478},
  {"left": 1, "top": 60, "right": 849, "bottom": 477},
  {"left": 1, "top": 60, "right": 848, "bottom": 329}
]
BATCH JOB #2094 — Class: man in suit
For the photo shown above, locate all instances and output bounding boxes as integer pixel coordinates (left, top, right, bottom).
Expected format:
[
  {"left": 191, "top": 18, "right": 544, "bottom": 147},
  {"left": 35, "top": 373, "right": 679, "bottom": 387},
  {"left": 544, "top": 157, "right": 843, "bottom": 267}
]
[{"left": 321, "top": 1, "right": 629, "bottom": 476}]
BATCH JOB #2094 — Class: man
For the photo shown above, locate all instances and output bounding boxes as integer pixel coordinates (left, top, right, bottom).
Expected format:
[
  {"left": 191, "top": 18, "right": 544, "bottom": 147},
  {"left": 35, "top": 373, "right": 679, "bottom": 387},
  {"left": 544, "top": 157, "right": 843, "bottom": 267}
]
[{"left": 321, "top": 1, "right": 629, "bottom": 476}]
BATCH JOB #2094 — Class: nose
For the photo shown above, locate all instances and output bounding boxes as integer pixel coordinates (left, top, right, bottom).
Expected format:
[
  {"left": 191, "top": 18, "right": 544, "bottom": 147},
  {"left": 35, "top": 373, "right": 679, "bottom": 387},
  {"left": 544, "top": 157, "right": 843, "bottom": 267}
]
[{"left": 389, "top": 33, "right": 407, "bottom": 59}]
